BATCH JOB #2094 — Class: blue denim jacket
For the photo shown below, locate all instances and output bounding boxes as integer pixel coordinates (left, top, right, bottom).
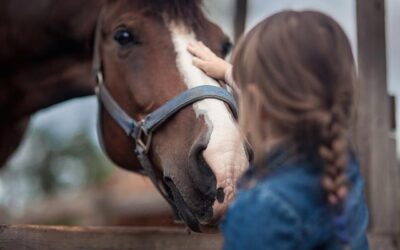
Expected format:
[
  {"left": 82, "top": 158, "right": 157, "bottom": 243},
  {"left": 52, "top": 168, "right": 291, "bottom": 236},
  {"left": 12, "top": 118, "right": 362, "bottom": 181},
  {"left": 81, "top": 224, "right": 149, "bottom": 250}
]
[{"left": 221, "top": 148, "right": 369, "bottom": 250}]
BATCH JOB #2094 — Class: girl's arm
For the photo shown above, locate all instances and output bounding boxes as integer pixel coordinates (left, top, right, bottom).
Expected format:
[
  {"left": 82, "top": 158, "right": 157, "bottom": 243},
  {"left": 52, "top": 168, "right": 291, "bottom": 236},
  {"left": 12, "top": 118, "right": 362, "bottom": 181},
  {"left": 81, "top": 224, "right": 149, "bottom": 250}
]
[{"left": 187, "top": 41, "right": 239, "bottom": 92}]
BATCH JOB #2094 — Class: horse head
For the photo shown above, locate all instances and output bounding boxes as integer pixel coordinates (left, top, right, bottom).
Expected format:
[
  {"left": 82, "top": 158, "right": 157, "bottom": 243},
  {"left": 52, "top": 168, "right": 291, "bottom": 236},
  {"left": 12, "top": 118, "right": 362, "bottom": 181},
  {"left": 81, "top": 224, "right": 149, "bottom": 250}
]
[{"left": 96, "top": 0, "right": 250, "bottom": 231}]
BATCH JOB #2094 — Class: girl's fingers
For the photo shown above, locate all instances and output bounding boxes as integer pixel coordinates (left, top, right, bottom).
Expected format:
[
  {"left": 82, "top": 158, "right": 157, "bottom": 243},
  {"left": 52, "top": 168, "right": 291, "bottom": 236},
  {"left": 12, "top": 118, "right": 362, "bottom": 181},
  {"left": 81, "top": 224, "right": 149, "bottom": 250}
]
[
  {"left": 192, "top": 57, "right": 206, "bottom": 69},
  {"left": 188, "top": 41, "right": 215, "bottom": 60},
  {"left": 197, "top": 41, "right": 213, "bottom": 57},
  {"left": 198, "top": 41, "right": 212, "bottom": 53},
  {"left": 188, "top": 43, "right": 207, "bottom": 60},
  {"left": 187, "top": 43, "right": 200, "bottom": 56}
]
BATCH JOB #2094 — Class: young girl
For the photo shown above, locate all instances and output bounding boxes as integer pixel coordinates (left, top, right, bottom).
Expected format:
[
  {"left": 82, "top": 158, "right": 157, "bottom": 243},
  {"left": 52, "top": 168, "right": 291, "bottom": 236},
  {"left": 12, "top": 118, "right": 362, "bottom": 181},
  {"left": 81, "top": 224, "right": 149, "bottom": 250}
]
[{"left": 188, "top": 11, "right": 369, "bottom": 249}]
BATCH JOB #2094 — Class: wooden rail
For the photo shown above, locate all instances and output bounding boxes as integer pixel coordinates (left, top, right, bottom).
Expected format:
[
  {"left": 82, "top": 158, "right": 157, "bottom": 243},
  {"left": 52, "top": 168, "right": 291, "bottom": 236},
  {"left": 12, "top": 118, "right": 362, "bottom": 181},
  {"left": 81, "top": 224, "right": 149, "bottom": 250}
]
[{"left": 0, "top": 225, "right": 223, "bottom": 250}]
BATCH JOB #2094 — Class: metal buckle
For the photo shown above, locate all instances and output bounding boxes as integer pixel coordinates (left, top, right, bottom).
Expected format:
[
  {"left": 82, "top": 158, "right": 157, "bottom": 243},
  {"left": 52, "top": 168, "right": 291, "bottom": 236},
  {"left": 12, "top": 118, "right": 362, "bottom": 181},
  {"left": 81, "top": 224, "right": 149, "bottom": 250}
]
[{"left": 134, "top": 122, "right": 153, "bottom": 154}]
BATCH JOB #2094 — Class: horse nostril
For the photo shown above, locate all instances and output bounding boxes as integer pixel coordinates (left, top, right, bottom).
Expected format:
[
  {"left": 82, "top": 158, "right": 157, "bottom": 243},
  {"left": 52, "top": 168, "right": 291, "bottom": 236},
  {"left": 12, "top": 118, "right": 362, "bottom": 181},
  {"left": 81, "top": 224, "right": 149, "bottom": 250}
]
[
  {"left": 164, "top": 176, "right": 173, "bottom": 184},
  {"left": 216, "top": 187, "right": 225, "bottom": 203},
  {"left": 189, "top": 141, "right": 217, "bottom": 196}
]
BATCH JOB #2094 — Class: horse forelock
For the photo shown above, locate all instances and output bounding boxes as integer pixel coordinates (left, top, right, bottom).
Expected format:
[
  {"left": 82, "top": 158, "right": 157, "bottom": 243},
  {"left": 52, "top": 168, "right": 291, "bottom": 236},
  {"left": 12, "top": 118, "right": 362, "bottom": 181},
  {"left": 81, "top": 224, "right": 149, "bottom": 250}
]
[{"left": 130, "top": 0, "right": 204, "bottom": 27}]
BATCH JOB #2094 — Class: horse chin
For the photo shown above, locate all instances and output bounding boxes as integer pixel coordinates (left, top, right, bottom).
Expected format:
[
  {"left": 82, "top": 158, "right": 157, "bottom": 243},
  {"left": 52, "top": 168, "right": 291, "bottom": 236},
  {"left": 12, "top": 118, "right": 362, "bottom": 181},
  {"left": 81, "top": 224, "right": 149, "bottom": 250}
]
[
  {"left": 164, "top": 178, "right": 202, "bottom": 232},
  {"left": 164, "top": 178, "right": 226, "bottom": 233}
]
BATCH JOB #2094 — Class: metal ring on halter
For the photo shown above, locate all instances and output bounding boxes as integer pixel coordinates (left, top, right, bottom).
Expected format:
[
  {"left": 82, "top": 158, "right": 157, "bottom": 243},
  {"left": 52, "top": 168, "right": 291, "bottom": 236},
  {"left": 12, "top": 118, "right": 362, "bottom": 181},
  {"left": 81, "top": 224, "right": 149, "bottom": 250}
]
[{"left": 132, "top": 122, "right": 153, "bottom": 154}]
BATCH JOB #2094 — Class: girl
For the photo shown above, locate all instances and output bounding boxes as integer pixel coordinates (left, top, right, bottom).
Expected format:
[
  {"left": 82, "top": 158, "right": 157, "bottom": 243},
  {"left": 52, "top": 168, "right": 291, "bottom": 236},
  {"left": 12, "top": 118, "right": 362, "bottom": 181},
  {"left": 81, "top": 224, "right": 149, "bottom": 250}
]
[{"left": 188, "top": 11, "right": 369, "bottom": 250}]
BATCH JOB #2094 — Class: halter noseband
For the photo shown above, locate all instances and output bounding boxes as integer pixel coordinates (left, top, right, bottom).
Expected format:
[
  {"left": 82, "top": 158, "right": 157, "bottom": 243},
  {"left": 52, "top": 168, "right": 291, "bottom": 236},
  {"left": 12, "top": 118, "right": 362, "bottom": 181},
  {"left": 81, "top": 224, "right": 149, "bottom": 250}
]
[{"left": 92, "top": 13, "right": 238, "bottom": 232}]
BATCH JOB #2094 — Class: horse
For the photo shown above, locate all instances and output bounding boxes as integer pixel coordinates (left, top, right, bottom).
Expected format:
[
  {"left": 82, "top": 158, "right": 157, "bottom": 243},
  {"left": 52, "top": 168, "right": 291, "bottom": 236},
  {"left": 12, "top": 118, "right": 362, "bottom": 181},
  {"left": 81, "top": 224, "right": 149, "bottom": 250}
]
[
  {"left": 0, "top": 0, "right": 102, "bottom": 165},
  {"left": 0, "top": 0, "right": 250, "bottom": 231}
]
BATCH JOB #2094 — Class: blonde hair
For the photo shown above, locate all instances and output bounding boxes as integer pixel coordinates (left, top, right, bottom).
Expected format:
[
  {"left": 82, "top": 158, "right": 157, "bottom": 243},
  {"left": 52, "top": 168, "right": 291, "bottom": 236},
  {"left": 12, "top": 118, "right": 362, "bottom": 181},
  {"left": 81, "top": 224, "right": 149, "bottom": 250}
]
[{"left": 233, "top": 11, "right": 356, "bottom": 206}]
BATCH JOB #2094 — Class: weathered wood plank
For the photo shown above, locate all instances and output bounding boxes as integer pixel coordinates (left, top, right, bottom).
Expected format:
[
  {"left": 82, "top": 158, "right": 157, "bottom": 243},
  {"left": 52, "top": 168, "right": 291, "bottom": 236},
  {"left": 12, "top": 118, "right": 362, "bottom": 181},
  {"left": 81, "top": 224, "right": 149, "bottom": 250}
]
[
  {"left": 390, "top": 95, "right": 396, "bottom": 131},
  {"left": 234, "top": 0, "right": 247, "bottom": 42},
  {"left": 369, "top": 233, "right": 399, "bottom": 250},
  {"left": 0, "top": 225, "right": 223, "bottom": 250},
  {"left": 356, "top": 0, "right": 400, "bottom": 245}
]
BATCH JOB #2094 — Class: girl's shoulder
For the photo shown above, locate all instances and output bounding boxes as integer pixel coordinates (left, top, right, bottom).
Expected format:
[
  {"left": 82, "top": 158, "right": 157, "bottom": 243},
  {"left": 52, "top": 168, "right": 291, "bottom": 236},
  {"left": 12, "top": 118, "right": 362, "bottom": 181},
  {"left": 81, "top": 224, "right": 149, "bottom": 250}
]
[
  {"left": 253, "top": 155, "right": 368, "bottom": 248},
  {"left": 254, "top": 153, "right": 364, "bottom": 217},
  {"left": 233, "top": 180, "right": 302, "bottom": 220},
  {"left": 223, "top": 153, "right": 368, "bottom": 249},
  {"left": 222, "top": 182, "right": 303, "bottom": 249}
]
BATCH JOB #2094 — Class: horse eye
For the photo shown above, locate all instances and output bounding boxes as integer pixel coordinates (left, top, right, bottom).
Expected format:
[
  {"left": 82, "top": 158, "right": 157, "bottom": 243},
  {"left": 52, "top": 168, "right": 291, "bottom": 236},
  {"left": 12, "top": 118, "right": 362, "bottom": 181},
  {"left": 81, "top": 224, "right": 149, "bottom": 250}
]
[
  {"left": 114, "top": 28, "right": 140, "bottom": 46},
  {"left": 222, "top": 41, "right": 233, "bottom": 57}
]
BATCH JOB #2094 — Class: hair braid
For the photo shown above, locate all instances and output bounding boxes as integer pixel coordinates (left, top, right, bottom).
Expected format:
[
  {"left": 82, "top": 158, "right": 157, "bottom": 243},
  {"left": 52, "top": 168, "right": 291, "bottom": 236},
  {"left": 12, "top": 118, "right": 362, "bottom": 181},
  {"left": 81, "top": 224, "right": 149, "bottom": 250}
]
[
  {"left": 318, "top": 107, "right": 349, "bottom": 206},
  {"left": 318, "top": 107, "right": 352, "bottom": 247}
]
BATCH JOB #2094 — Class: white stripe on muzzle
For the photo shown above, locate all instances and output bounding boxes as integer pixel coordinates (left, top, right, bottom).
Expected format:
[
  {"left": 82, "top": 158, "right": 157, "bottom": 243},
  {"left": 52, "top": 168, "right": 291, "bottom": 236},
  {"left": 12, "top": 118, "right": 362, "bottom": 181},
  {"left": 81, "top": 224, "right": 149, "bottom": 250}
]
[{"left": 168, "top": 23, "right": 248, "bottom": 220}]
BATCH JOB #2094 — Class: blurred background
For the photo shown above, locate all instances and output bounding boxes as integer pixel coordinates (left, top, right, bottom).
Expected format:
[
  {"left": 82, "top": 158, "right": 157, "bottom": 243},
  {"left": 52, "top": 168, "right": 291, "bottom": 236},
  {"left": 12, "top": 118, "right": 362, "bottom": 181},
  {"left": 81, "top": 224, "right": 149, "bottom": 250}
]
[{"left": 0, "top": 0, "right": 399, "bottom": 233}]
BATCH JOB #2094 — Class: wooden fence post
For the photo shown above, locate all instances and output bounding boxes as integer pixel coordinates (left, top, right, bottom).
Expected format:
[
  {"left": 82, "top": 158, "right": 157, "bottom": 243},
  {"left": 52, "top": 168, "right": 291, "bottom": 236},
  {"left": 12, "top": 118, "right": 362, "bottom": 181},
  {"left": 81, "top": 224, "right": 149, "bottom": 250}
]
[
  {"left": 356, "top": 0, "right": 400, "bottom": 248},
  {"left": 234, "top": 0, "right": 247, "bottom": 42}
]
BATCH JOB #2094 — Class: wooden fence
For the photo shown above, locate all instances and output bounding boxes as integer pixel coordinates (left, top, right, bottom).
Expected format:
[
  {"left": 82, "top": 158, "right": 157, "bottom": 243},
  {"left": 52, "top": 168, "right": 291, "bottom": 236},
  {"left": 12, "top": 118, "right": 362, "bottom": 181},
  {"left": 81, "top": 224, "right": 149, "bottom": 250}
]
[
  {"left": 0, "top": 225, "right": 223, "bottom": 250},
  {"left": 356, "top": 0, "right": 400, "bottom": 249}
]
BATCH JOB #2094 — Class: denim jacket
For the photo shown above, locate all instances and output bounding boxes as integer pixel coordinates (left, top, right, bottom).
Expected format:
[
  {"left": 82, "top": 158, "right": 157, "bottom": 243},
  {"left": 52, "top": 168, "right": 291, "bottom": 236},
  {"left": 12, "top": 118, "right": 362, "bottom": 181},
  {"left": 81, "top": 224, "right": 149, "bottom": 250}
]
[{"left": 221, "top": 148, "right": 369, "bottom": 250}]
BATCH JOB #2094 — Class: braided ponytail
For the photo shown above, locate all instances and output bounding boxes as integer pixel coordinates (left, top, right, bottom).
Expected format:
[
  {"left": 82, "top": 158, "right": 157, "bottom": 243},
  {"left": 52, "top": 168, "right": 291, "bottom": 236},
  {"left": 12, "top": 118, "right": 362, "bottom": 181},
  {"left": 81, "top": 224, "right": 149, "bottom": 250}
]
[
  {"left": 316, "top": 107, "right": 352, "bottom": 246},
  {"left": 319, "top": 110, "right": 349, "bottom": 207}
]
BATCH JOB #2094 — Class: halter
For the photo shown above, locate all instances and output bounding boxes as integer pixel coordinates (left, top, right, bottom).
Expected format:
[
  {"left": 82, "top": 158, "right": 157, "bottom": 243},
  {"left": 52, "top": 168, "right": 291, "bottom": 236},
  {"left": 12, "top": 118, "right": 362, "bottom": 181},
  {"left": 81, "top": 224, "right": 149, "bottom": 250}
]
[{"left": 92, "top": 13, "right": 238, "bottom": 232}]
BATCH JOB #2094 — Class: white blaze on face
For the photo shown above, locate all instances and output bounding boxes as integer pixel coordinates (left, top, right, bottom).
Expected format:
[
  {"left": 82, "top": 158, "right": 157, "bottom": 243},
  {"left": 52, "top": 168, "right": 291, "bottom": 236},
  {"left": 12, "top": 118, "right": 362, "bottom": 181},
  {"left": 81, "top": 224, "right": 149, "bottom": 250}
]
[{"left": 168, "top": 23, "right": 248, "bottom": 220}]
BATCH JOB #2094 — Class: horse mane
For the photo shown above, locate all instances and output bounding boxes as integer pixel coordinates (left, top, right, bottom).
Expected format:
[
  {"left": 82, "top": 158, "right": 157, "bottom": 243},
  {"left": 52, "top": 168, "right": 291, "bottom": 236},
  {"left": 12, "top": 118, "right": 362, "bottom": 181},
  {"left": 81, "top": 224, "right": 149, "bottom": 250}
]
[{"left": 137, "top": 0, "right": 204, "bottom": 26}]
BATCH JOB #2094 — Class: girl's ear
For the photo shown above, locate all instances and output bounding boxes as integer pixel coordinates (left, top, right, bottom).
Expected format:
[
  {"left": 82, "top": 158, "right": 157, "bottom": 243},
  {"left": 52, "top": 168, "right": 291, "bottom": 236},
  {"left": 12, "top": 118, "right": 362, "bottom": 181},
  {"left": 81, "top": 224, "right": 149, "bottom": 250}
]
[
  {"left": 246, "top": 83, "right": 268, "bottom": 122},
  {"left": 239, "top": 83, "right": 270, "bottom": 163}
]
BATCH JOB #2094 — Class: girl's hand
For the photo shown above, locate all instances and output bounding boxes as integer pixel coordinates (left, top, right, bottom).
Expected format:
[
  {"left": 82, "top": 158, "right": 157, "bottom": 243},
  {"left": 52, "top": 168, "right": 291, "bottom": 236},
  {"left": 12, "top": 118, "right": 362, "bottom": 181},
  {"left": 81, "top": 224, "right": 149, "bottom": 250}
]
[{"left": 187, "top": 41, "right": 232, "bottom": 81}]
